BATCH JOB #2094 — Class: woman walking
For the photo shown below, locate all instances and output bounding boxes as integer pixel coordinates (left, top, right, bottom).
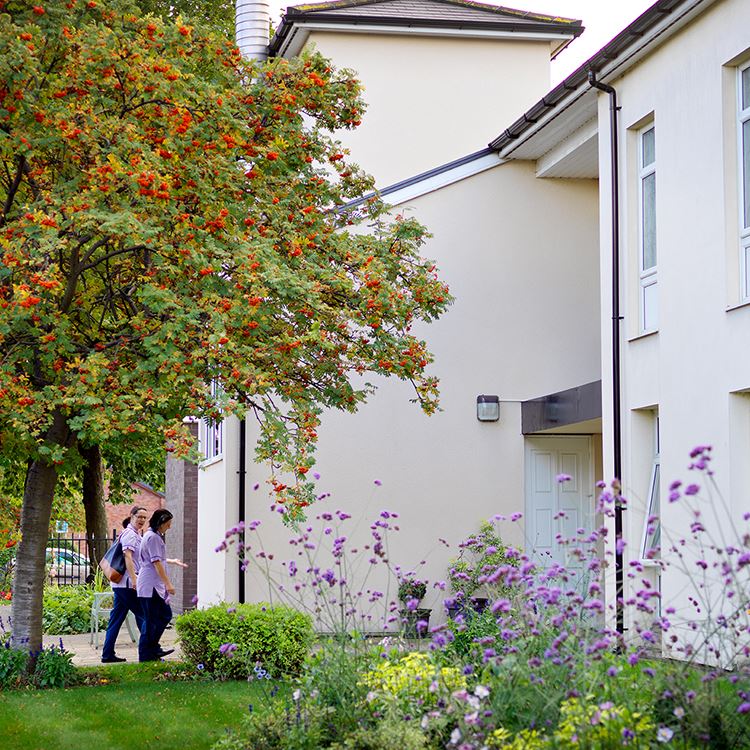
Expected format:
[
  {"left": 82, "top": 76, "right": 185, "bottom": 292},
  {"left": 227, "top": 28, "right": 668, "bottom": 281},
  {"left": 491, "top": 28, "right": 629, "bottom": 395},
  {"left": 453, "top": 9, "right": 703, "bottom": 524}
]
[
  {"left": 137, "top": 509, "right": 186, "bottom": 662},
  {"left": 101, "top": 505, "right": 149, "bottom": 663}
]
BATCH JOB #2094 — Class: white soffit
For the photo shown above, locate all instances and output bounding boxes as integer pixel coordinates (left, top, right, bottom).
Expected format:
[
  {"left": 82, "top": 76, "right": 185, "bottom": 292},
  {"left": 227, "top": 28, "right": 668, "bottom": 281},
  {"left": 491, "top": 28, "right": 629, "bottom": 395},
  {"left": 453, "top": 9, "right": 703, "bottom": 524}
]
[
  {"left": 535, "top": 117, "right": 598, "bottom": 179},
  {"left": 506, "top": 88, "right": 598, "bottom": 163},
  {"left": 277, "top": 23, "right": 574, "bottom": 58}
]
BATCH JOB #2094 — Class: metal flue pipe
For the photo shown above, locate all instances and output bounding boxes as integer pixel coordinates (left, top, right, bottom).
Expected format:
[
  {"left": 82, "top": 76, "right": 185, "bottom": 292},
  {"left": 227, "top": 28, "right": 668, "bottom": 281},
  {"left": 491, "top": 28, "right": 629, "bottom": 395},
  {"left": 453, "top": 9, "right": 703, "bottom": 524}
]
[{"left": 236, "top": 0, "right": 270, "bottom": 61}]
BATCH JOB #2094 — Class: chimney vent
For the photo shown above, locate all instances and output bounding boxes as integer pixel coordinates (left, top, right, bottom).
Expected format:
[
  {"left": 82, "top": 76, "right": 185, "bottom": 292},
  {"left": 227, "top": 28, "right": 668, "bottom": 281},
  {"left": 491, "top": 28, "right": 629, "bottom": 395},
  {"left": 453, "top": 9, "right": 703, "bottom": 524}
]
[{"left": 236, "top": 0, "right": 270, "bottom": 61}]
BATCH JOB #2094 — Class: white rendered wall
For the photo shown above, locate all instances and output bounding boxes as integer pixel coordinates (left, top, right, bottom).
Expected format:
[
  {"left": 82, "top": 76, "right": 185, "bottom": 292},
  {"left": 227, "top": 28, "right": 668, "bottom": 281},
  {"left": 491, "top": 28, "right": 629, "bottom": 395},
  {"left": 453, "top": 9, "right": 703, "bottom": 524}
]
[
  {"left": 596, "top": 0, "right": 750, "bottom": 650},
  {"left": 230, "top": 162, "right": 600, "bottom": 621},
  {"left": 196, "top": 417, "right": 239, "bottom": 606},
  {"left": 304, "top": 32, "right": 553, "bottom": 187}
]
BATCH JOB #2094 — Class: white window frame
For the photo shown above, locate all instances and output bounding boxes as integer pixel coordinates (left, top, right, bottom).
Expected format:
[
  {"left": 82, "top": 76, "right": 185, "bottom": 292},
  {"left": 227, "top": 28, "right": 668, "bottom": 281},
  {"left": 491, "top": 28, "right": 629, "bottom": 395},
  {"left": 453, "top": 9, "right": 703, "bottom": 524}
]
[
  {"left": 738, "top": 63, "right": 750, "bottom": 301},
  {"left": 201, "top": 381, "right": 224, "bottom": 461},
  {"left": 640, "top": 414, "right": 660, "bottom": 561},
  {"left": 638, "top": 124, "right": 658, "bottom": 332}
]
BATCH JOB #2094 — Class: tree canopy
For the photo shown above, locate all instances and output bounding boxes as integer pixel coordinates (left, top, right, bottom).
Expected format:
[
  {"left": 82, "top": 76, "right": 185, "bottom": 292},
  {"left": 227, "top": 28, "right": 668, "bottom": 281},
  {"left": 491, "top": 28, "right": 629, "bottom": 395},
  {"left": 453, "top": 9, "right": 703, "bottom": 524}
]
[{"left": 0, "top": 0, "right": 450, "bottom": 649}]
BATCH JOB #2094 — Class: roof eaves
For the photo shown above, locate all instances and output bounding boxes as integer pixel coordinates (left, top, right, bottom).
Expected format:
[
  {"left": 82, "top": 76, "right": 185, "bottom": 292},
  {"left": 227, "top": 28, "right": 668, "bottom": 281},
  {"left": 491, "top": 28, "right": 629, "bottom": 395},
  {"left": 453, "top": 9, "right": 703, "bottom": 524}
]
[
  {"left": 270, "top": 0, "right": 583, "bottom": 53},
  {"left": 489, "top": 0, "right": 706, "bottom": 153},
  {"left": 282, "top": 12, "right": 581, "bottom": 34},
  {"left": 287, "top": 0, "right": 580, "bottom": 25}
]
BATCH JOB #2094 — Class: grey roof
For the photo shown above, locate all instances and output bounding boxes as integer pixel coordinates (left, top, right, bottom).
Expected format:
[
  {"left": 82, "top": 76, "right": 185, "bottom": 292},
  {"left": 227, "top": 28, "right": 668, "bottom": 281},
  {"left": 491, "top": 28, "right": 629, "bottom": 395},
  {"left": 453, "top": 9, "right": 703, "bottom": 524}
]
[
  {"left": 288, "top": 0, "right": 578, "bottom": 25},
  {"left": 270, "top": 0, "right": 583, "bottom": 57}
]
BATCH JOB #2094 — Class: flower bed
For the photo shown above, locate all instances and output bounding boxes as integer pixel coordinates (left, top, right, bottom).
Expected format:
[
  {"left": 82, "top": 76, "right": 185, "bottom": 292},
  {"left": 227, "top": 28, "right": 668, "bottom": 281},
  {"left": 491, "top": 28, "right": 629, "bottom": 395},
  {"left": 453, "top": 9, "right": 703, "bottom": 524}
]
[{"left": 212, "top": 448, "right": 750, "bottom": 749}]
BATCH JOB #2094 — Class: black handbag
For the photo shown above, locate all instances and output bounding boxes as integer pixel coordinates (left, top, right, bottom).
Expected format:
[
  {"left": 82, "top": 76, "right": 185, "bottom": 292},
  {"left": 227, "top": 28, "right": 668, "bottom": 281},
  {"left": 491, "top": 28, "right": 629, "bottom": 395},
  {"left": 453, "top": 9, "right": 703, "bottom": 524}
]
[{"left": 99, "top": 539, "right": 126, "bottom": 583}]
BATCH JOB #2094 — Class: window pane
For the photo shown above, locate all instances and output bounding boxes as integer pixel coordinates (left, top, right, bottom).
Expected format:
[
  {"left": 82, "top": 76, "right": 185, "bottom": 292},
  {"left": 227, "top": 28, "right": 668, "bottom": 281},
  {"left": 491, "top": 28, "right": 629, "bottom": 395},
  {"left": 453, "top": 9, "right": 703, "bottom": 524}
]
[
  {"left": 743, "top": 67, "right": 750, "bottom": 110},
  {"left": 743, "top": 119, "right": 750, "bottom": 229},
  {"left": 745, "top": 244, "right": 750, "bottom": 299},
  {"left": 643, "top": 280, "right": 659, "bottom": 331},
  {"left": 643, "top": 463, "right": 661, "bottom": 558},
  {"left": 642, "top": 172, "right": 657, "bottom": 269},
  {"left": 642, "top": 127, "right": 655, "bottom": 167}
]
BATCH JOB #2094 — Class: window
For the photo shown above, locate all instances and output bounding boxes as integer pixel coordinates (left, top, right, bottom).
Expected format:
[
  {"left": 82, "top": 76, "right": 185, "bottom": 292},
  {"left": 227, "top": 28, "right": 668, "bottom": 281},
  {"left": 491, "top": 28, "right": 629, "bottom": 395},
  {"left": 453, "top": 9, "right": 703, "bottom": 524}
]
[
  {"left": 641, "top": 415, "right": 660, "bottom": 560},
  {"left": 639, "top": 125, "right": 658, "bottom": 330},
  {"left": 201, "top": 380, "right": 224, "bottom": 460},
  {"left": 739, "top": 64, "right": 750, "bottom": 300}
]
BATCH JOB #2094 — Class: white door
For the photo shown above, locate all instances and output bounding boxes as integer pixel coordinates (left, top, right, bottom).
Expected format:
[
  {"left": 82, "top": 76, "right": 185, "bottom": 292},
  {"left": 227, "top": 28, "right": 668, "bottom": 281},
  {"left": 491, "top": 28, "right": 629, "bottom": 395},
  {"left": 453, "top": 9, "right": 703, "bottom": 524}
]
[{"left": 525, "top": 436, "right": 593, "bottom": 581}]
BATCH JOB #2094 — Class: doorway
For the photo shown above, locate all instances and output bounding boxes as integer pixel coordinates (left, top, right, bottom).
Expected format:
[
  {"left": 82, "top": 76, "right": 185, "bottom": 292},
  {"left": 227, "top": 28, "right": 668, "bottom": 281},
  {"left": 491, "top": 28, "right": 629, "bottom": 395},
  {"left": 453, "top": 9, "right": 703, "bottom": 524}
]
[{"left": 524, "top": 436, "right": 594, "bottom": 574}]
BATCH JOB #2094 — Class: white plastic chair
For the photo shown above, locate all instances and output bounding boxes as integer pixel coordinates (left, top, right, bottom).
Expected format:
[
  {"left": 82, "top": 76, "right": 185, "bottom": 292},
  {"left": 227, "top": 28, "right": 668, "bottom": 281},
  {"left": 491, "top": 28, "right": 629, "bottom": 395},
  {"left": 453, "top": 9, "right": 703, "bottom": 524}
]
[{"left": 90, "top": 591, "right": 138, "bottom": 648}]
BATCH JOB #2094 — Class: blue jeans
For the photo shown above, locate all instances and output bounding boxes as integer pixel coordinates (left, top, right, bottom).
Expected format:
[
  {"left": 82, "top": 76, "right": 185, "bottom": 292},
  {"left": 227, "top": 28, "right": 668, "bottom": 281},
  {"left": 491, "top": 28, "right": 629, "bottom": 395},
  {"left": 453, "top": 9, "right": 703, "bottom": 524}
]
[
  {"left": 102, "top": 587, "right": 145, "bottom": 659},
  {"left": 138, "top": 591, "right": 172, "bottom": 662}
]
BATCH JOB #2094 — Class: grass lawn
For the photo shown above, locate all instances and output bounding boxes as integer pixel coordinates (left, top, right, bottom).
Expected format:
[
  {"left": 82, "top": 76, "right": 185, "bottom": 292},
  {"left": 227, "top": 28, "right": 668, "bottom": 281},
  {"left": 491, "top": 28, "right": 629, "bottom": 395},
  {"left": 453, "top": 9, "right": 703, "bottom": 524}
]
[{"left": 0, "top": 662, "right": 279, "bottom": 750}]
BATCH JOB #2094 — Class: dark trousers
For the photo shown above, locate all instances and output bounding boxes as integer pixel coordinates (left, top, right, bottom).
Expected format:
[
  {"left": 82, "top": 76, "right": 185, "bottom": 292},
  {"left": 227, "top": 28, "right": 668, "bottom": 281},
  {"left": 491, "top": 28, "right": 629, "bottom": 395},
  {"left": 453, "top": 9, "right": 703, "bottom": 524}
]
[
  {"left": 138, "top": 591, "right": 172, "bottom": 662},
  {"left": 102, "top": 587, "right": 145, "bottom": 659}
]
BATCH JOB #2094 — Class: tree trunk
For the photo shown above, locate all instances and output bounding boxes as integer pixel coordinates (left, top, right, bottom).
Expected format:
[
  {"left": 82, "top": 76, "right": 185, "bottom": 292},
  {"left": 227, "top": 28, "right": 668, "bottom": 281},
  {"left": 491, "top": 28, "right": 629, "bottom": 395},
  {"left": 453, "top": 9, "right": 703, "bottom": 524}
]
[
  {"left": 81, "top": 444, "right": 109, "bottom": 567},
  {"left": 10, "top": 411, "right": 70, "bottom": 653}
]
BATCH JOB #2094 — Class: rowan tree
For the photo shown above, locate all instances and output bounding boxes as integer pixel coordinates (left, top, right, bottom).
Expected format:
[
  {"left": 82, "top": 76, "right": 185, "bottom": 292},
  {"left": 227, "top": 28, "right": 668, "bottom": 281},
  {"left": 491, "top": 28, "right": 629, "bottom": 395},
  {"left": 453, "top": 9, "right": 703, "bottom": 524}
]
[{"left": 0, "top": 0, "right": 451, "bottom": 652}]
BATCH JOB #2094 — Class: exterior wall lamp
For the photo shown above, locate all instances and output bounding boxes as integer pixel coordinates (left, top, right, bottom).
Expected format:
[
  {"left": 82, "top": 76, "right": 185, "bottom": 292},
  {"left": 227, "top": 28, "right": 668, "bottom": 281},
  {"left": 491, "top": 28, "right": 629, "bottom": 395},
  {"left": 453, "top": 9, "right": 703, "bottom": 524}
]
[{"left": 476, "top": 395, "right": 500, "bottom": 422}]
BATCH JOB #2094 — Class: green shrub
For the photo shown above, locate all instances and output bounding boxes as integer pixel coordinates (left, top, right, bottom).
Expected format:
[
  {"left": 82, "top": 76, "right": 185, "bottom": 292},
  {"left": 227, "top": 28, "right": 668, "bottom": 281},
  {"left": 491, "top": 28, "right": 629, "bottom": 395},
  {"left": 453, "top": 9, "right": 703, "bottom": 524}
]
[
  {"left": 42, "top": 584, "right": 101, "bottom": 634},
  {"left": 330, "top": 717, "right": 428, "bottom": 750},
  {"left": 176, "top": 602, "right": 313, "bottom": 679},
  {"left": 0, "top": 644, "right": 29, "bottom": 689},
  {"left": 0, "top": 545, "right": 16, "bottom": 591},
  {"left": 445, "top": 605, "right": 500, "bottom": 658},
  {"left": 33, "top": 642, "right": 76, "bottom": 688},
  {"left": 447, "top": 520, "right": 517, "bottom": 601},
  {"left": 214, "top": 705, "right": 327, "bottom": 750},
  {"left": 360, "top": 651, "right": 465, "bottom": 716}
]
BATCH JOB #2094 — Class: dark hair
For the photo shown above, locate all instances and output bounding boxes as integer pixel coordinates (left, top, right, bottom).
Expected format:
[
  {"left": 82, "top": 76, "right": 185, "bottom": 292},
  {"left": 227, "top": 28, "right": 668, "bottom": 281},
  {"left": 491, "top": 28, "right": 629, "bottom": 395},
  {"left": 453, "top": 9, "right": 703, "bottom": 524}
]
[
  {"left": 123, "top": 505, "right": 147, "bottom": 528},
  {"left": 149, "top": 508, "right": 174, "bottom": 532}
]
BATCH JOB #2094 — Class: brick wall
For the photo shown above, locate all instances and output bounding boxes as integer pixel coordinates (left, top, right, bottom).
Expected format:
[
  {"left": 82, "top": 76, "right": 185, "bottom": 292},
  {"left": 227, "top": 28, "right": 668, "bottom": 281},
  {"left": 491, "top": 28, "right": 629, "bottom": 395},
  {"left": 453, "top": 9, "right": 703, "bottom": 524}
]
[
  {"left": 105, "top": 483, "right": 165, "bottom": 535},
  {"left": 164, "top": 422, "right": 199, "bottom": 614}
]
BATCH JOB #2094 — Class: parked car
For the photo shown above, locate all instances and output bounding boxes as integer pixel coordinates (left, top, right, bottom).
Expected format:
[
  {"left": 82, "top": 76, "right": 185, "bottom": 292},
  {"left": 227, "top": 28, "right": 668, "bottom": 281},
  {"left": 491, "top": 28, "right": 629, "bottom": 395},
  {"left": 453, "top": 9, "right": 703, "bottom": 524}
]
[{"left": 46, "top": 547, "right": 93, "bottom": 585}]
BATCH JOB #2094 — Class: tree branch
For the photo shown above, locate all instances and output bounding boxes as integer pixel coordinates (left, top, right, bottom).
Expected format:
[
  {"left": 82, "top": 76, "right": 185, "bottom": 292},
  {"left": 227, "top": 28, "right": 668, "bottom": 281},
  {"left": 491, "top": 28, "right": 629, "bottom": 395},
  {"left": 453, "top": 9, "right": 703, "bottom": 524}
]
[
  {"left": 0, "top": 155, "right": 26, "bottom": 227},
  {"left": 77, "top": 244, "right": 150, "bottom": 274}
]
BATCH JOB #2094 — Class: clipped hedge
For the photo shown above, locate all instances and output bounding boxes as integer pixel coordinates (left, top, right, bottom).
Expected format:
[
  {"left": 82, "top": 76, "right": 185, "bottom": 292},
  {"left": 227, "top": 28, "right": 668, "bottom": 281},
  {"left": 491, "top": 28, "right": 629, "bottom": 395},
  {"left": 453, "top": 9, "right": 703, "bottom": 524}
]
[{"left": 176, "top": 602, "right": 313, "bottom": 678}]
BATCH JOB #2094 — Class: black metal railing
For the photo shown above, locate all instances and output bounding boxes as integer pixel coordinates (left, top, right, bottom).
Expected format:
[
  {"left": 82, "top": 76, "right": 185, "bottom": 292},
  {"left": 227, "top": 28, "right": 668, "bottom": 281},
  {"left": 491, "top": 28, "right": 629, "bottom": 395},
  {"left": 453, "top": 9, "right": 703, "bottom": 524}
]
[{"left": 46, "top": 531, "right": 117, "bottom": 586}]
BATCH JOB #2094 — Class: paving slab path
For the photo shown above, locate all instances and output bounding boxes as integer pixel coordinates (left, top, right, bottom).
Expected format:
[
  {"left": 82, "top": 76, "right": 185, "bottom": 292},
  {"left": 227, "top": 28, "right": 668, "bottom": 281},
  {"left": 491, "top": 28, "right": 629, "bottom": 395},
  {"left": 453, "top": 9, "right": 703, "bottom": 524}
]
[{"left": 1, "top": 602, "right": 182, "bottom": 667}]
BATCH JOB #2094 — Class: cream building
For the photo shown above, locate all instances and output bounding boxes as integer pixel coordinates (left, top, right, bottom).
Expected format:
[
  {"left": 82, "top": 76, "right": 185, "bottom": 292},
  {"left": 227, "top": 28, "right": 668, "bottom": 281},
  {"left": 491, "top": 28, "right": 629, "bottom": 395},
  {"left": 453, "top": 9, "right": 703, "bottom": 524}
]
[
  {"left": 493, "top": 0, "right": 750, "bottom": 652},
  {"left": 176, "top": 0, "right": 750, "bottom": 650}
]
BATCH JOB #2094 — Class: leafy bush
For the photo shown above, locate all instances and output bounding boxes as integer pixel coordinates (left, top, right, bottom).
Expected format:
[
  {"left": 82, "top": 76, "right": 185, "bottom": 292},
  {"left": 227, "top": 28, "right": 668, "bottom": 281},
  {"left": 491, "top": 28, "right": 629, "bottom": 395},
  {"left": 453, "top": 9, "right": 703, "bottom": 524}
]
[
  {"left": 0, "top": 643, "right": 29, "bottom": 689},
  {"left": 445, "top": 605, "right": 501, "bottom": 658},
  {"left": 329, "top": 718, "right": 428, "bottom": 750},
  {"left": 447, "top": 520, "right": 516, "bottom": 601},
  {"left": 176, "top": 602, "right": 313, "bottom": 678},
  {"left": 214, "top": 704, "right": 327, "bottom": 750},
  {"left": 42, "top": 584, "right": 101, "bottom": 634},
  {"left": 397, "top": 577, "right": 426, "bottom": 603},
  {"left": 0, "top": 641, "right": 77, "bottom": 690},
  {"left": 33, "top": 642, "right": 76, "bottom": 688},
  {"left": 0, "top": 544, "right": 16, "bottom": 592},
  {"left": 360, "top": 651, "right": 465, "bottom": 716}
]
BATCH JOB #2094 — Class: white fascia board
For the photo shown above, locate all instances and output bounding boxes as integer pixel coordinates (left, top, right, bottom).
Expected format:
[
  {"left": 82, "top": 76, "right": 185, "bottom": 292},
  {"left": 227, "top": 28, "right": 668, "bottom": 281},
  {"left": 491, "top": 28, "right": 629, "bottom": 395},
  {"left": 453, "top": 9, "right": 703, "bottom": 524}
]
[
  {"left": 535, "top": 117, "right": 598, "bottom": 178},
  {"left": 381, "top": 151, "right": 504, "bottom": 207},
  {"left": 278, "top": 23, "right": 573, "bottom": 58}
]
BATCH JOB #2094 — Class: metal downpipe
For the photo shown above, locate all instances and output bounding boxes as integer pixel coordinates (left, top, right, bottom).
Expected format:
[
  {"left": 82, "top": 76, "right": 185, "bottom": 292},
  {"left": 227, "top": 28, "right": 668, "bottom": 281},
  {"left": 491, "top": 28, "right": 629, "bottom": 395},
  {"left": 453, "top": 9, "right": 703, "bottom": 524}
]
[{"left": 588, "top": 71, "right": 625, "bottom": 637}]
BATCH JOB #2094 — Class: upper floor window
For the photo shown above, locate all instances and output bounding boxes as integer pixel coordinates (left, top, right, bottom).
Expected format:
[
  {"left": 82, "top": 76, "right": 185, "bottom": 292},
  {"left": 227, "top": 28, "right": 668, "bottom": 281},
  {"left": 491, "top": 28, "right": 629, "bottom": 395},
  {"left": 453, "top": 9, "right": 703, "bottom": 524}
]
[
  {"left": 639, "top": 125, "right": 658, "bottom": 331},
  {"left": 739, "top": 63, "right": 750, "bottom": 300},
  {"left": 201, "top": 381, "right": 224, "bottom": 461}
]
